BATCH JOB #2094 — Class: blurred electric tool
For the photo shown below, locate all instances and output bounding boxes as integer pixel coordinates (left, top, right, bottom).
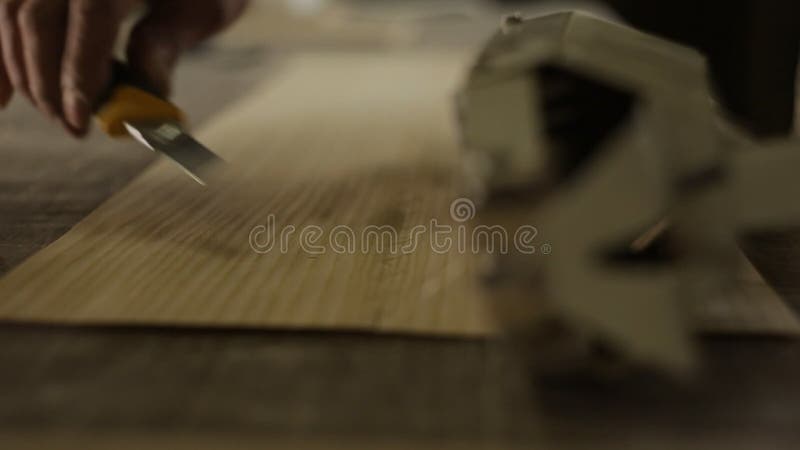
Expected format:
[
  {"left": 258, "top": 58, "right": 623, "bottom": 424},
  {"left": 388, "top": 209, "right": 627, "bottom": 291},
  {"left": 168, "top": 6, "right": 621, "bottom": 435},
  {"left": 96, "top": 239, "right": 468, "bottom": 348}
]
[
  {"left": 458, "top": 12, "right": 800, "bottom": 380},
  {"left": 95, "top": 62, "right": 224, "bottom": 185}
]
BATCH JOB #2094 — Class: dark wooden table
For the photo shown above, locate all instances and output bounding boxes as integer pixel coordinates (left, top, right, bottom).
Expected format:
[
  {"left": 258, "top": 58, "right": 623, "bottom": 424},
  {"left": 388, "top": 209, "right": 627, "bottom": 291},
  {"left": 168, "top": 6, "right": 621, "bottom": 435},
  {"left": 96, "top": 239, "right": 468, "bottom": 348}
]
[{"left": 1, "top": 48, "right": 800, "bottom": 449}]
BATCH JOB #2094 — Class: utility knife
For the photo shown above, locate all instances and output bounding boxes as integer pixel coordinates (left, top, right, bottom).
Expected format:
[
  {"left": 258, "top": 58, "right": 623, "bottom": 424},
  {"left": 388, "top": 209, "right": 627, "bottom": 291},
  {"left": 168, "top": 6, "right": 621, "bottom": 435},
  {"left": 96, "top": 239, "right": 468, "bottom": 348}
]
[{"left": 94, "top": 62, "right": 224, "bottom": 185}]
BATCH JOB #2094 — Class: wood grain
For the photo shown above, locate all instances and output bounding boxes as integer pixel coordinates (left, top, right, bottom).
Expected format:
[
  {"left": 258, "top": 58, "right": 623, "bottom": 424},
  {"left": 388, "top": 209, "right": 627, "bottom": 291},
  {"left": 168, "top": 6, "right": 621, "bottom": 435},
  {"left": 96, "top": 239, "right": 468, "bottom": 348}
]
[
  {"left": 0, "top": 52, "right": 494, "bottom": 335},
  {"left": 0, "top": 51, "right": 796, "bottom": 337}
]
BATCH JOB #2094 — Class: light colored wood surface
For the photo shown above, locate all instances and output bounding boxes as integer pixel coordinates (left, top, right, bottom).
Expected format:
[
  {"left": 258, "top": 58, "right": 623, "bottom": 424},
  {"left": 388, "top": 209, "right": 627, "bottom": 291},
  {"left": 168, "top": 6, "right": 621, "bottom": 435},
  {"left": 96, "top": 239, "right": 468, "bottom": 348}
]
[
  {"left": 0, "top": 51, "right": 496, "bottom": 336},
  {"left": 0, "top": 50, "right": 796, "bottom": 337}
]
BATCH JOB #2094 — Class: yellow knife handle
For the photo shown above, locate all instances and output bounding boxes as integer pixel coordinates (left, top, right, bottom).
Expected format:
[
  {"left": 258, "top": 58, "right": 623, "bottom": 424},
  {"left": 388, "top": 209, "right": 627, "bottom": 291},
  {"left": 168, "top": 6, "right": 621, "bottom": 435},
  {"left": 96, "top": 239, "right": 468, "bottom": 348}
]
[{"left": 94, "top": 61, "right": 185, "bottom": 137}]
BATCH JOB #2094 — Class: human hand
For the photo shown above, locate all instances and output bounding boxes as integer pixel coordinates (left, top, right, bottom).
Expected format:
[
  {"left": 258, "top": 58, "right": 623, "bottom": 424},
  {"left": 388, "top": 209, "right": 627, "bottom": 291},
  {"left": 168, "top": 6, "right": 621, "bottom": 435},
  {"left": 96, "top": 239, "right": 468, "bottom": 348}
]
[{"left": 0, "top": 0, "right": 247, "bottom": 136}]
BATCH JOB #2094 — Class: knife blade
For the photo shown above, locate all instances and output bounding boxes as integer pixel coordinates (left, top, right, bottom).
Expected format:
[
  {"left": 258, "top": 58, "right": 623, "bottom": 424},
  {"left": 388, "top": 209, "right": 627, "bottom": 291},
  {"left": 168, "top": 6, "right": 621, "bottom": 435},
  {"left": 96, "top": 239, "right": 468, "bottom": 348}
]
[{"left": 122, "top": 120, "right": 222, "bottom": 186}]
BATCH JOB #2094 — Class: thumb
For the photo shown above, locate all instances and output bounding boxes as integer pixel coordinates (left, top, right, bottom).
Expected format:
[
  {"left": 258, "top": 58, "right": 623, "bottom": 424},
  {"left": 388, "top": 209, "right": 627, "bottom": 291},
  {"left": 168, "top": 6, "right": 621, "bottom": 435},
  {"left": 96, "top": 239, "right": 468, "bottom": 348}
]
[
  {"left": 126, "top": 16, "right": 181, "bottom": 97},
  {"left": 126, "top": 1, "right": 249, "bottom": 97}
]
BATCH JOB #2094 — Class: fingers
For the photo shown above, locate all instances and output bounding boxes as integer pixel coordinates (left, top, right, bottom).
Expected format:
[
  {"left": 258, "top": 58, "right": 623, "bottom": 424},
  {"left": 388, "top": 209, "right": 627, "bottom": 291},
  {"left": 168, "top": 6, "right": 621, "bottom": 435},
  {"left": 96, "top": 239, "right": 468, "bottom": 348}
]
[
  {"left": 0, "top": 31, "right": 11, "bottom": 107},
  {"left": 61, "top": 0, "right": 135, "bottom": 135},
  {"left": 18, "top": 0, "right": 68, "bottom": 121},
  {"left": 126, "top": 10, "right": 182, "bottom": 97},
  {"left": 0, "top": 0, "right": 68, "bottom": 126},
  {"left": 0, "top": 0, "right": 247, "bottom": 134},
  {"left": 0, "top": 0, "right": 132, "bottom": 136},
  {"left": 0, "top": 0, "right": 29, "bottom": 99},
  {"left": 127, "top": 0, "right": 249, "bottom": 96}
]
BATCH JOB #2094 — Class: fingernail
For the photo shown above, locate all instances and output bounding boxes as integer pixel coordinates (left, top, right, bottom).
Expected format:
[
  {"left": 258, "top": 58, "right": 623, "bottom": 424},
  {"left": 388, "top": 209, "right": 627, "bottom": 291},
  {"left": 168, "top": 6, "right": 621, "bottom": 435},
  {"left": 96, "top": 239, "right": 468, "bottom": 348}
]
[{"left": 63, "top": 90, "right": 90, "bottom": 133}]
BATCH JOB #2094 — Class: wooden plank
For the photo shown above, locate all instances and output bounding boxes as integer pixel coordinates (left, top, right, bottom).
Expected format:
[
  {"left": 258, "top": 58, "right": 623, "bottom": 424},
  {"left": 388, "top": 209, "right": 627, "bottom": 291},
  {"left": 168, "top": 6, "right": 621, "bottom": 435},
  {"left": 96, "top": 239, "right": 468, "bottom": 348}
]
[
  {"left": 0, "top": 51, "right": 494, "bottom": 336},
  {"left": 0, "top": 50, "right": 796, "bottom": 338}
]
